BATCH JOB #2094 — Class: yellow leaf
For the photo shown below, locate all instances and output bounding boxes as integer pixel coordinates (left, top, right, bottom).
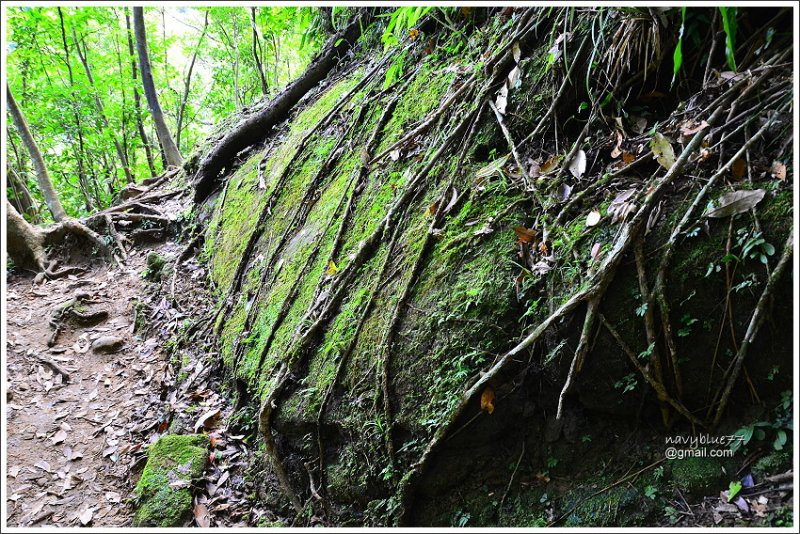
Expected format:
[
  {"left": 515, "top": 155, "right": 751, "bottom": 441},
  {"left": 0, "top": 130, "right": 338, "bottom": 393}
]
[
  {"left": 425, "top": 202, "right": 439, "bottom": 217},
  {"left": 326, "top": 260, "right": 339, "bottom": 276},
  {"left": 480, "top": 387, "right": 495, "bottom": 414},
  {"left": 409, "top": 28, "right": 420, "bottom": 41},
  {"left": 650, "top": 132, "right": 675, "bottom": 170}
]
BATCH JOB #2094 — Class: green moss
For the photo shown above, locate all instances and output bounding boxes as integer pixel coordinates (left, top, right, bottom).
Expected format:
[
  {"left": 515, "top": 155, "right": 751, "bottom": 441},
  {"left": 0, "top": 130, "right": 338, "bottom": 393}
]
[
  {"left": 668, "top": 456, "right": 726, "bottom": 496},
  {"left": 752, "top": 450, "right": 791, "bottom": 480},
  {"left": 143, "top": 251, "right": 167, "bottom": 282},
  {"left": 133, "top": 434, "right": 208, "bottom": 527}
]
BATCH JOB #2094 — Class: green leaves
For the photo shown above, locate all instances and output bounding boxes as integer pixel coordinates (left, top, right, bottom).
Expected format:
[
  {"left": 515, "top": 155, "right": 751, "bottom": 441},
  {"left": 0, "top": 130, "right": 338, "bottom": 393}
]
[
  {"left": 719, "top": 7, "right": 738, "bottom": 71},
  {"left": 671, "top": 7, "right": 686, "bottom": 87}
]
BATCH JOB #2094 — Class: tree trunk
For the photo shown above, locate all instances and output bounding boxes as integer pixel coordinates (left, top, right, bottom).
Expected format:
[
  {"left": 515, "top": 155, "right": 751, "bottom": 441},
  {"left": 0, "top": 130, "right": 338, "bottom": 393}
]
[
  {"left": 251, "top": 7, "right": 269, "bottom": 96},
  {"left": 125, "top": 8, "right": 158, "bottom": 178},
  {"left": 74, "top": 28, "right": 135, "bottom": 184},
  {"left": 191, "top": 10, "right": 372, "bottom": 202},
  {"left": 6, "top": 200, "right": 47, "bottom": 271},
  {"left": 6, "top": 85, "right": 67, "bottom": 222},
  {"left": 132, "top": 6, "right": 183, "bottom": 168},
  {"left": 177, "top": 9, "right": 209, "bottom": 152}
]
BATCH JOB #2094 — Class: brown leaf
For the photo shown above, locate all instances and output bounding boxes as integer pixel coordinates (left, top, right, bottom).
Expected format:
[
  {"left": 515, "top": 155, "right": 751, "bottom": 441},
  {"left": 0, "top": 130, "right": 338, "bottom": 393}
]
[
  {"left": 194, "top": 503, "right": 210, "bottom": 527},
  {"left": 770, "top": 161, "right": 786, "bottom": 180},
  {"left": 622, "top": 151, "right": 636, "bottom": 164},
  {"left": 540, "top": 154, "right": 562, "bottom": 174},
  {"left": 513, "top": 226, "right": 538, "bottom": 244},
  {"left": 480, "top": 387, "right": 495, "bottom": 414},
  {"left": 731, "top": 158, "right": 747, "bottom": 180},
  {"left": 610, "top": 130, "right": 623, "bottom": 158},
  {"left": 705, "top": 189, "right": 766, "bottom": 218},
  {"left": 680, "top": 120, "right": 710, "bottom": 136},
  {"left": 425, "top": 202, "right": 439, "bottom": 217},
  {"left": 194, "top": 408, "right": 222, "bottom": 433}
]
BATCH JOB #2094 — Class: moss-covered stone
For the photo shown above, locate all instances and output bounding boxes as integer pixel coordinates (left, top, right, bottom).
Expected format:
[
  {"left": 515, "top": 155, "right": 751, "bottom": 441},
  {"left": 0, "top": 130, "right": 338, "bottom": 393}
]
[
  {"left": 143, "top": 251, "right": 167, "bottom": 282},
  {"left": 668, "top": 456, "right": 727, "bottom": 497},
  {"left": 133, "top": 434, "right": 208, "bottom": 527}
]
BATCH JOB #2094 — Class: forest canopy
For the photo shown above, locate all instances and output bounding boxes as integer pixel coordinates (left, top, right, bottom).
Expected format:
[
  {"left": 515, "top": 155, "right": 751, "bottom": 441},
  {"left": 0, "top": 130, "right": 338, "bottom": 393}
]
[{"left": 6, "top": 6, "right": 335, "bottom": 220}]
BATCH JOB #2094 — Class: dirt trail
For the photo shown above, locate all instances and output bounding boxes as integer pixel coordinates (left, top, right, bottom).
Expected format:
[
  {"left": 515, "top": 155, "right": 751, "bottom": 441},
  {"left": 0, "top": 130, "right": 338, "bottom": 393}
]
[
  {"left": 3, "top": 176, "right": 216, "bottom": 527},
  {"left": 5, "top": 239, "right": 181, "bottom": 526}
]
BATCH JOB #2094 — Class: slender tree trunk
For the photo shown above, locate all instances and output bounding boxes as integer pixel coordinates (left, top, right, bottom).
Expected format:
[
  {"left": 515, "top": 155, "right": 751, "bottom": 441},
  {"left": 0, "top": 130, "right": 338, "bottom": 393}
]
[
  {"left": 251, "top": 7, "right": 269, "bottom": 95},
  {"left": 8, "top": 168, "right": 39, "bottom": 222},
  {"left": 125, "top": 8, "right": 158, "bottom": 178},
  {"left": 177, "top": 9, "right": 209, "bottom": 152},
  {"left": 6, "top": 85, "right": 67, "bottom": 222},
  {"left": 57, "top": 6, "right": 97, "bottom": 207},
  {"left": 133, "top": 6, "right": 183, "bottom": 168},
  {"left": 73, "top": 30, "right": 135, "bottom": 184},
  {"left": 7, "top": 134, "right": 41, "bottom": 223}
]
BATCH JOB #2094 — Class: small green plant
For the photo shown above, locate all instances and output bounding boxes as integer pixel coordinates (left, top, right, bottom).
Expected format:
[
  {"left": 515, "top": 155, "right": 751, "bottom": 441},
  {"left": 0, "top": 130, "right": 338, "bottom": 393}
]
[
  {"left": 453, "top": 510, "right": 470, "bottom": 527},
  {"left": 737, "top": 229, "right": 775, "bottom": 265},
  {"left": 644, "top": 485, "right": 658, "bottom": 500},
  {"left": 614, "top": 373, "right": 638, "bottom": 394},
  {"left": 730, "top": 391, "right": 792, "bottom": 453},
  {"left": 677, "top": 314, "right": 698, "bottom": 337},
  {"left": 546, "top": 456, "right": 559, "bottom": 469},
  {"left": 728, "top": 480, "right": 742, "bottom": 499},
  {"left": 719, "top": 7, "right": 738, "bottom": 71},
  {"left": 664, "top": 505, "right": 680, "bottom": 525}
]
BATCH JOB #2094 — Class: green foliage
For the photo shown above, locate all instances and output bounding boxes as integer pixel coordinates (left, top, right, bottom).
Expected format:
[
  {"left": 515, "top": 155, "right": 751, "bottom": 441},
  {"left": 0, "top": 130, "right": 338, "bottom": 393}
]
[
  {"left": 719, "top": 7, "right": 738, "bottom": 71},
  {"left": 6, "top": 6, "right": 323, "bottom": 220},
  {"left": 379, "top": 6, "right": 432, "bottom": 49},
  {"left": 671, "top": 7, "right": 686, "bottom": 87},
  {"left": 730, "top": 392, "right": 792, "bottom": 453}
]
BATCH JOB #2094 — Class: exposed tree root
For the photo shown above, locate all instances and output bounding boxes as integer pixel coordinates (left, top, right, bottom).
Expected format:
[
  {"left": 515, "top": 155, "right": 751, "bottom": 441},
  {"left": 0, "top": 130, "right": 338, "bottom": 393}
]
[
  {"left": 712, "top": 231, "right": 793, "bottom": 427},
  {"left": 396, "top": 91, "right": 732, "bottom": 525},
  {"left": 192, "top": 11, "right": 374, "bottom": 202}
]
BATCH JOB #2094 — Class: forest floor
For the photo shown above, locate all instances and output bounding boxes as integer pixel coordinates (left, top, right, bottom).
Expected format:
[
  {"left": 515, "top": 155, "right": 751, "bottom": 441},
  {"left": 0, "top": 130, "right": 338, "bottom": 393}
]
[{"left": 4, "top": 179, "right": 260, "bottom": 527}]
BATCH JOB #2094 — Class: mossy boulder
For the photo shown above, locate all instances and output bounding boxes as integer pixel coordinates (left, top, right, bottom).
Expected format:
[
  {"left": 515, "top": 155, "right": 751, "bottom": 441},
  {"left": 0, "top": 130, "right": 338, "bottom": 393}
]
[
  {"left": 143, "top": 251, "right": 168, "bottom": 282},
  {"left": 668, "top": 456, "right": 728, "bottom": 497},
  {"left": 133, "top": 434, "right": 208, "bottom": 527}
]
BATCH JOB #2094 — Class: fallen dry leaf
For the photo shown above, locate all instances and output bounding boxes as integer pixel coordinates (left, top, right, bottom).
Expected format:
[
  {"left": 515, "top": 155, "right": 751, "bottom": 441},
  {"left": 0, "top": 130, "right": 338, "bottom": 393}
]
[
  {"left": 650, "top": 132, "right": 675, "bottom": 170},
  {"left": 194, "top": 408, "right": 222, "bottom": 433},
  {"left": 513, "top": 226, "right": 538, "bottom": 244},
  {"left": 770, "top": 161, "right": 786, "bottom": 180},
  {"left": 586, "top": 210, "right": 601, "bottom": 227},
  {"left": 731, "top": 158, "right": 747, "bottom": 180},
  {"left": 194, "top": 503, "right": 210, "bottom": 527},
  {"left": 480, "top": 387, "right": 495, "bottom": 414},
  {"left": 568, "top": 149, "right": 587, "bottom": 179},
  {"left": 51, "top": 429, "right": 67, "bottom": 445},
  {"left": 705, "top": 189, "right": 766, "bottom": 218},
  {"left": 79, "top": 508, "right": 93, "bottom": 526}
]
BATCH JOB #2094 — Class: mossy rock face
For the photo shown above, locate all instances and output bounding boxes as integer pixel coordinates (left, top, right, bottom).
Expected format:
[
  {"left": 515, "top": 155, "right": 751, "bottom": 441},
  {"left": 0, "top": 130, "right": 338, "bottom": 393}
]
[
  {"left": 133, "top": 434, "right": 208, "bottom": 527},
  {"left": 201, "top": 8, "right": 792, "bottom": 526},
  {"left": 752, "top": 450, "right": 791, "bottom": 481},
  {"left": 668, "top": 456, "right": 728, "bottom": 497}
]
